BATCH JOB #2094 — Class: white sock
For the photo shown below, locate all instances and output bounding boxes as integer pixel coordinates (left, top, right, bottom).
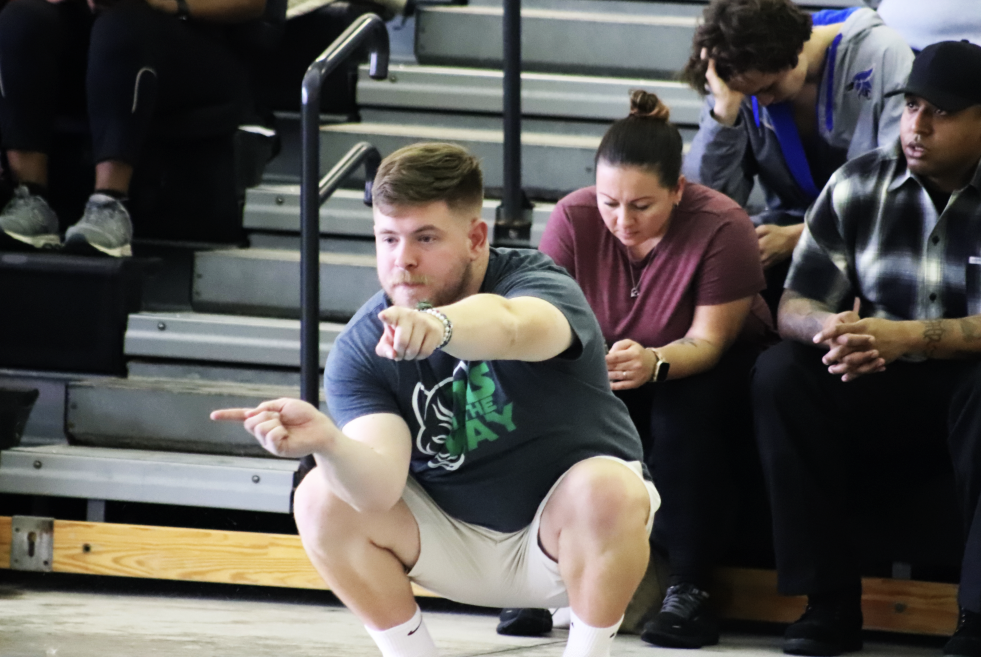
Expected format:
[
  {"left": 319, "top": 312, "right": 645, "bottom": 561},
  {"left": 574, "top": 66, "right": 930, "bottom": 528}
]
[
  {"left": 365, "top": 606, "right": 438, "bottom": 657},
  {"left": 562, "top": 609, "right": 623, "bottom": 657},
  {"left": 551, "top": 606, "right": 572, "bottom": 629}
]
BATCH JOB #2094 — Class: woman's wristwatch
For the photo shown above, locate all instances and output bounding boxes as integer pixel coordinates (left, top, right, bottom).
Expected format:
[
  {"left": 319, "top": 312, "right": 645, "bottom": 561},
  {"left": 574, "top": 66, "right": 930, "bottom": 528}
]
[{"left": 647, "top": 348, "right": 670, "bottom": 383}]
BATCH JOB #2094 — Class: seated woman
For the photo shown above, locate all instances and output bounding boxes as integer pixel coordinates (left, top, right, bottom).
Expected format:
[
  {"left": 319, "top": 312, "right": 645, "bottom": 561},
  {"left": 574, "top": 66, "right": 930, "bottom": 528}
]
[{"left": 503, "top": 90, "right": 775, "bottom": 649}]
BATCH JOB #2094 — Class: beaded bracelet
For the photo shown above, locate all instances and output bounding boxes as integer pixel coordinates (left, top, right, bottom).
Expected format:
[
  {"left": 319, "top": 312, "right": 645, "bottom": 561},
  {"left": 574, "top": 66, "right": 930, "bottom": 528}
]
[{"left": 416, "top": 303, "right": 453, "bottom": 349}]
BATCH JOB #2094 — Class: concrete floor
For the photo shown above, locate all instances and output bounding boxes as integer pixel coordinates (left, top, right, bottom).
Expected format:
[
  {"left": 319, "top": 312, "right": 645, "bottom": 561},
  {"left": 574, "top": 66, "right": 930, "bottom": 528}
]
[{"left": 0, "top": 575, "right": 948, "bottom": 657}]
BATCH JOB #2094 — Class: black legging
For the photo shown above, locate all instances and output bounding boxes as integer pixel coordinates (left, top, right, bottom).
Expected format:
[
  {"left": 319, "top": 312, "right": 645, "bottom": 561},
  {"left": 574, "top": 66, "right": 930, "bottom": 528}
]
[
  {"left": 753, "top": 340, "right": 981, "bottom": 613},
  {"left": 0, "top": 0, "right": 249, "bottom": 166},
  {"left": 616, "top": 342, "right": 762, "bottom": 589}
]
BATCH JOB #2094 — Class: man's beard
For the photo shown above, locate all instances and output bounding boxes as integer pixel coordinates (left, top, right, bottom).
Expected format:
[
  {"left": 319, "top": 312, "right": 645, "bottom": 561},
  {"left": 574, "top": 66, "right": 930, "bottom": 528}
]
[{"left": 384, "top": 259, "right": 474, "bottom": 308}]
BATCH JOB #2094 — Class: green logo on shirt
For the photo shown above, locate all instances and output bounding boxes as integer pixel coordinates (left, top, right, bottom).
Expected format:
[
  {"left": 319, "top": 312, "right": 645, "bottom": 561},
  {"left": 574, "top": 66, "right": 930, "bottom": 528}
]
[
  {"left": 444, "top": 362, "right": 516, "bottom": 457},
  {"left": 411, "top": 362, "right": 517, "bottom": 470}
]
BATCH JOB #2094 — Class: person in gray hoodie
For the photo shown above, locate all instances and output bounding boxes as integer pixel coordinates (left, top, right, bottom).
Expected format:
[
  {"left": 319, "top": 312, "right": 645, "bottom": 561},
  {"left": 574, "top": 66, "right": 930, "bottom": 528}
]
[{"left": 681, "top": 0, "right": 913, "bottom": 313}]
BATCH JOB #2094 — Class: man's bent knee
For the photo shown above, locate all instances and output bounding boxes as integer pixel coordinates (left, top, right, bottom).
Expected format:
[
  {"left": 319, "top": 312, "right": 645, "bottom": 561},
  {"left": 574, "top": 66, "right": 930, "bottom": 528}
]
[
  {"left": 293, "top": 472, "right": 357, "bottom": 551},
  {"left": 293, "top": 471, "right": 421, "bottom": 568},
  {"left": 546, "top": 458, "right": 652, "bottom": 539}
]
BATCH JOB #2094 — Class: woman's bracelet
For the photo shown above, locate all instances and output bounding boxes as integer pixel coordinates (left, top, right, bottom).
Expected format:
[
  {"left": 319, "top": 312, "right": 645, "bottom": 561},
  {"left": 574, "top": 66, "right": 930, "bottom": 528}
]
[{"left": 416, "top": 303, "right": 453, "bottom": 349}]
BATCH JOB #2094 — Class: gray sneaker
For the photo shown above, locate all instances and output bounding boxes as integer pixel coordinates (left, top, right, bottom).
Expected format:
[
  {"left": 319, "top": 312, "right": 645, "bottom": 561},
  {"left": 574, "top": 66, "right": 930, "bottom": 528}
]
[
  {"left": 0, "top": 185, "right": 61, "bottom": 249},
  {"left": 64, "top": 193, "right": 133, "bottom": 257}
]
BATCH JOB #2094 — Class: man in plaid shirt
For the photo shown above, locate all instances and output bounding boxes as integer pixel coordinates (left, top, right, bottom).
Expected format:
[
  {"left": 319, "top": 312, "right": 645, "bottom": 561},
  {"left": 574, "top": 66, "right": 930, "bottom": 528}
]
[{"left": 752, "top": 41, "right": 981, "bottom": 657}]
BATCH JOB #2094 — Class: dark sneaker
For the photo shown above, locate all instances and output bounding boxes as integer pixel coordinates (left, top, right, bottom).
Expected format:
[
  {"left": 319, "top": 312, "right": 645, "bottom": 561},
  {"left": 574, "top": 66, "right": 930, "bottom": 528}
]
[
  {"left": 64, "top": 193, "right": 132, "bottom": 257},
  {"left": 783, "top": 597, "right": 863, "bottom": 656},
  {"left": 641, "top": 583, "right": 719, "bottom": 649},
  {"left": 0, "top": 185, "right": 60, "bottom": 250},
  {"left": 497, "top": 608, "right": 552, "bottom": 636},
  {"left": 945, "top": 608, "right": 981, "bottom": 656}
]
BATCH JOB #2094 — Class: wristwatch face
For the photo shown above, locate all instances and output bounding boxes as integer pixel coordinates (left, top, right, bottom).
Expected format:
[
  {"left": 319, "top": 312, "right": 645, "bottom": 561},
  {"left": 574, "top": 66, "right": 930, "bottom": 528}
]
[{"left": 654, "top": 360, "right": 670, "bottom": 383}]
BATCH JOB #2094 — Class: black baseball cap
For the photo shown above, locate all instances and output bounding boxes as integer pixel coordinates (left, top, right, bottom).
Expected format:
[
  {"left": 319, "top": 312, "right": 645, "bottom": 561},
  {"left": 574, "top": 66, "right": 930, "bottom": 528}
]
[{"left": 886, "top": 40, "right": 981, "bottom": 112}]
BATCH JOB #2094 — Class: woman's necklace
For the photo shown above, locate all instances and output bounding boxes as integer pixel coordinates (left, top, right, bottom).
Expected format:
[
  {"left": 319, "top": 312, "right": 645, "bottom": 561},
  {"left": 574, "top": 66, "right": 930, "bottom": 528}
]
[
  {"left": 628, "top": 262, "right": 641, "bottom": 298},
  {"left": 627, "top": 250, "right": 655, "bottom": 299},
  {"left": 624, "top": 203, "right": 675, "bottom": 299}
]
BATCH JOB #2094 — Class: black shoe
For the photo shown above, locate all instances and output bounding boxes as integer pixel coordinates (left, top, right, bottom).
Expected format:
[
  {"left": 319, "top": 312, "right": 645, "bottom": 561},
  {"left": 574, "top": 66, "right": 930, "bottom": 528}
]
[
  {"left": 497, "top": 608, "right": 552, "bottom": 636},
  {"left": 640, "top": 583, "right": 720, "bottom": 649},
  {"left": 945, "top": 608, "right": 981, "bottom": 656},
  {"left": 783, "top": 595, "right": 863, "bottom": 656}
]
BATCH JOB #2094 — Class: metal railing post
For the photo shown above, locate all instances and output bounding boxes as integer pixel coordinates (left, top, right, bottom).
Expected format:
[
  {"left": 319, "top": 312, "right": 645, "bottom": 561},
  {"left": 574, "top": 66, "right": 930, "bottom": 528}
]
[
  {"left": 495, "top": 0, "right": 532, "bottom": 245},
  {"left": 300, "top": 14, "right": 389, "bottom": 409}
]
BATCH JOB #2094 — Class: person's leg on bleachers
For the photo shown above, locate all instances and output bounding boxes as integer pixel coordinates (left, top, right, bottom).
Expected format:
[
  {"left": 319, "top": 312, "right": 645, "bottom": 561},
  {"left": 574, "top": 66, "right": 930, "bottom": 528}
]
[
  {"left": 752, "top": 340, "right": 867, "bottom": 655},
  {"left": 65, "top": 0, "right": 250, "bottom": 256},
  {"left": 640, "top": 343, "right": 759, "bottom": 648},
  {"left": 943, "top": 360, "right": 981, "bottom": 657},
  {"left": 0, "top": 0, "right": 91, "bottom": 249},
  {"left": 753, "top": 340, "right": 966, "bottom": 655}
]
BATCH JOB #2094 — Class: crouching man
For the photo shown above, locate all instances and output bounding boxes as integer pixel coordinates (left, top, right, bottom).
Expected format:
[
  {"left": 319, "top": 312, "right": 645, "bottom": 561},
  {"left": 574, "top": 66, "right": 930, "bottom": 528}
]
[{"left": 213, "top": 142, "right": 659, "bottom": 657}]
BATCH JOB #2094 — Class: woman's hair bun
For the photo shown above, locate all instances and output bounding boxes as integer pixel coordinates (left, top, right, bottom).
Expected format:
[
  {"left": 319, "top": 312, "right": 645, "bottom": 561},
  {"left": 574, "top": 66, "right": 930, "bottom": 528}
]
[{"left": 628, "top": 89, "right": 670, "bottom": 121}]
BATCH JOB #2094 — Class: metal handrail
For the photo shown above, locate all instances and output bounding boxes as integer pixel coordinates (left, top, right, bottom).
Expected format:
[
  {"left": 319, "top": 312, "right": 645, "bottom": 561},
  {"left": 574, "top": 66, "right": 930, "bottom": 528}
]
[
  {"left": 300, "top": 14, "right": 389, "bottom": 408},
  {"left": 494, "top": 0, "right": 532, "bottom": 245},
  {"left": 502, "top": 0, "right": 522, "bottom": 223}
]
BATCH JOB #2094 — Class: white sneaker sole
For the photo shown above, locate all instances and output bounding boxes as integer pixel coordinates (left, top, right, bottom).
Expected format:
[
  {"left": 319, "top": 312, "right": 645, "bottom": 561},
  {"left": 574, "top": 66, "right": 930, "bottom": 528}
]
[
  {"left": 2, "top": 229, "right": 61, "bottom": 249},
  {"left": 64, "top": 232, "right": 132, "bottom": 258}
]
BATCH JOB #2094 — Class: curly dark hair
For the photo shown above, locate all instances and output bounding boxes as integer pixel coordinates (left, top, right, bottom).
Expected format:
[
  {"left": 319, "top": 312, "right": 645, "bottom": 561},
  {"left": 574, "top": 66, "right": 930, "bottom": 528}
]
[{"left": 681, "top": 0, "right": 813, "bottom": 93}]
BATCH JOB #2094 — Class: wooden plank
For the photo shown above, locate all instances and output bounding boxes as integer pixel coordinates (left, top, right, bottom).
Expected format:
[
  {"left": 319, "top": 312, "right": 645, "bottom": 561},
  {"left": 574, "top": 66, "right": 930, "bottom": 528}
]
[
  {"left": 46, "top": 519, "right": 434, "bottom": 597},
  {"left": 0, "top": 516, "right": 10, "bottom": 567},
  {"left": 714, "top": 567, "right": 806, "bottom": 624},
  {"left": 0, "top": 516, "right": 956, "bottom": 634},
  {"left": 51, "top": 520, "right": 327, "bottom": 589},
  {"left": 861, "top": 576, "right": 959, "bottom": 635},
  {"left": 714, "top": 567, "right": 959, "bottom": 636}
]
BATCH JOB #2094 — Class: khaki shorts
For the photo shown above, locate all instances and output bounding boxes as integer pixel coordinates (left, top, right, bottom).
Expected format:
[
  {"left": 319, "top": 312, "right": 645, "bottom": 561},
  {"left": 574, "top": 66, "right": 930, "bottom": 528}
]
[{"left": 403, "top": 456, "right": 660, "bottom": 609}]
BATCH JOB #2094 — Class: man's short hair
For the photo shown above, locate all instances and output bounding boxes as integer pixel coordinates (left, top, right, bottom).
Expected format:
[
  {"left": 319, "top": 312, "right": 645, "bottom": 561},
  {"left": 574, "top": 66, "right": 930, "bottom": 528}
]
[
  {"left": 682, "top": 0, "right": 813, "bottom": 92},
  {"left": 372, "top": 143, "right": 484, "bottom": 216}
]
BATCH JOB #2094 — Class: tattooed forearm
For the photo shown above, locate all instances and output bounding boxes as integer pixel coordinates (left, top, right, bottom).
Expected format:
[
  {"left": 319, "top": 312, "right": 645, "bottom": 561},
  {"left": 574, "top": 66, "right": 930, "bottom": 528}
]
[
  {"left": 671, "top": 337, "right": 699, "bottom": 347},
  {"left": 923, "top": 319, "right": 945, "bottom": 357},
  {"left": 961, "top": 317, "right": 981, "bottom": 342},
  {"left": 776, "top": 291, "right": 837, "bottom": 345}
]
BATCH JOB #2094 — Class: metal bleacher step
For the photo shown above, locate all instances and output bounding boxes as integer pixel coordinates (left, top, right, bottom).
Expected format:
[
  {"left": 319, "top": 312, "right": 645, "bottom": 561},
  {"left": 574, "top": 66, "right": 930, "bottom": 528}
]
[
  {"left": 315, "top": 118, "right": 695, "bottom": 201},
  {"left": 357, "top": 63, "right": 704, "bottom": 124},
  {"left": 414, "top": 2, "right": 699, "bottom": 78},
  {"left": 124, "top": 312, "right": 344, "bottom": 369},
  {"left": 242, "top": 187, "right": 556, "bottom": 245},
  {"left": 0, "top": 445, "right": 298, "bottom": 513},
  {"left": 192, "top": 248, "right": 379, "bottom": 320},
  {"left": 65, "top": 377, "right": 325, "bottom": 457},
  {"left": 320, "top": 120, "right": 600, "bottom": 200}
]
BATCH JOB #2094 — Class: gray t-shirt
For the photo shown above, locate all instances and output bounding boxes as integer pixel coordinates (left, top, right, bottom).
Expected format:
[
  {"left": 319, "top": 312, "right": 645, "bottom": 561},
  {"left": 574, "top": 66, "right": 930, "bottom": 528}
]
[{"left": 325, "top": 247, "right": 646, "bottom": 532}]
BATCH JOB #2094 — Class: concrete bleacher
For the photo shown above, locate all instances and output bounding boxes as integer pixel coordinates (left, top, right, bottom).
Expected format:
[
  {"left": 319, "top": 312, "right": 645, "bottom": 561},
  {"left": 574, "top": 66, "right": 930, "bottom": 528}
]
[{"left": 4, "top": 0, "right": 965, "bottom": 639}]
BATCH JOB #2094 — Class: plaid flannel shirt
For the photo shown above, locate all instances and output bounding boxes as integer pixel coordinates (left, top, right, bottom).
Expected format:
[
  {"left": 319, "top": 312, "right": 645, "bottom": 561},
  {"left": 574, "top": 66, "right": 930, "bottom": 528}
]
[{"left": 786, "top": 141, "right": 981, "bottom": 321}]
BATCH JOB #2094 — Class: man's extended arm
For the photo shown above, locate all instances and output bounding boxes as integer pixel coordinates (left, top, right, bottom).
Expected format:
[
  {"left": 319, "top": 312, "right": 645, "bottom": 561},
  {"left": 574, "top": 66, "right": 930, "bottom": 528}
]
[
  {"left": 377, "top": 293, "right": 574, "bottom": 363},
  {"left": 778, "top": 290, "right": 884, "bottom": 381},
  {"left": 777, "top": 290, "right": 852, "bottom": 344},
  {"left": 818, "top": 314, "right": 981, "bottom": 362},
  {"left": 211, "top": 401, "right": 412, "bottom": 512},
  {"left": 781, "top": 290, "right": 981, "bottom": 381}
]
